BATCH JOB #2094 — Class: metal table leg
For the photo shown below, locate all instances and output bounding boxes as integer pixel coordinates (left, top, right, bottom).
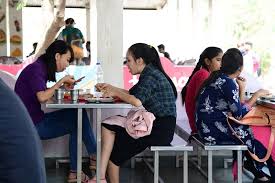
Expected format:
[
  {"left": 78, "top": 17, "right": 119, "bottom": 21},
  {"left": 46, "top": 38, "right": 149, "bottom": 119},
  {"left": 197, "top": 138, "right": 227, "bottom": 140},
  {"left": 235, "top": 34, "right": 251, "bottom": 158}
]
[
  {"left": 96, "top": 108, "right": 102, "bottom": 183},
  {"left": 183, "top": 151, "right": 188, "bottom": 183},
  {"left": 154, "top": 151, "right": 159, "bottom": 183},
  {"left": 77, "top": 109, "right": 83, "bottom": 183},
  {"left": 198, "top": 146, "right": 202, "bottom": 168},
  {"left": 237, "top": 150, "right": 242, "bottom": 183},
  {"left": 208, "top": 150, "right": 213, "bottom": 183}
]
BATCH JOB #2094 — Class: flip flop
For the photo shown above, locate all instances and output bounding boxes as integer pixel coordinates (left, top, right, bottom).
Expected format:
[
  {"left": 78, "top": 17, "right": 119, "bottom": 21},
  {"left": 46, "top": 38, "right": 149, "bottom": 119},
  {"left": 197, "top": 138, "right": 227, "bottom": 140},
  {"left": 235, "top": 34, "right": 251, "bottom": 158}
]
[
  {"left": 89, "top": 156, "right": 96, "bottom": 171},
  {"left": 67, "top": 171, "right": 90, "bottom": 183}
]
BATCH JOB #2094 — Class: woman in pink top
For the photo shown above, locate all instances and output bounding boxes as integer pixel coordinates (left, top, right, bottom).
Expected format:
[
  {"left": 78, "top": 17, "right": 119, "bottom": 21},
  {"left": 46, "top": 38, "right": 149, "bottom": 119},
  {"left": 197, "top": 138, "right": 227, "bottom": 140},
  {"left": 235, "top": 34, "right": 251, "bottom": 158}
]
[{"left": 181, "top": 47, "right": 223, "bottom": 135}]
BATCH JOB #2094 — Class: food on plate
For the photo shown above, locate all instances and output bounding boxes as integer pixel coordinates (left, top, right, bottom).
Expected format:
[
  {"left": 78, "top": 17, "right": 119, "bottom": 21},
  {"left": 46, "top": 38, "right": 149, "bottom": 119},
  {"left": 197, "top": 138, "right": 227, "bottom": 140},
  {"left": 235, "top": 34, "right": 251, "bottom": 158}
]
[
  {"left": 10, "top": 35, "right": 21, "bottom": 44},
  {"left": 64, "top": 91, "right": 70, "bottom": 98},
  {"left": 82, "top": 93, "right": 93, "bottom": 99},
  {"left": 0, "top": 29, "right": 6, "bottom": 43},
  {"left": 86, "top": 97, "right": 114, "bottom": 103},
  {"left": 260, "top": 94, "right": 275, "bottom": 100}
]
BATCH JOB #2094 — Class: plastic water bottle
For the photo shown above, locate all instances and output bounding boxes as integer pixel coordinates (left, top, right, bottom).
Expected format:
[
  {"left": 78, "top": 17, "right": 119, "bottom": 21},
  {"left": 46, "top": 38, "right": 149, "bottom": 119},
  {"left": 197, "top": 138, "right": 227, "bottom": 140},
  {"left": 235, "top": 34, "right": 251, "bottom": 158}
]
[
  {"left": 95, "top": 61, "right": 104, "bottom": 97},
  {"left": 95, "top": 61, "right": 104, "bottom": 84}
]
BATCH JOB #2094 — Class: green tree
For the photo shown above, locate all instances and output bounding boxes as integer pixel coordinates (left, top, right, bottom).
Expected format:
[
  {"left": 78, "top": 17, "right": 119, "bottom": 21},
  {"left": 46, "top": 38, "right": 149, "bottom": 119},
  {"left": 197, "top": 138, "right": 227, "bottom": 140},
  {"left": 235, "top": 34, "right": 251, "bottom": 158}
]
[{"left": 225, "top": 0, "right": 275, "bottom": 75}]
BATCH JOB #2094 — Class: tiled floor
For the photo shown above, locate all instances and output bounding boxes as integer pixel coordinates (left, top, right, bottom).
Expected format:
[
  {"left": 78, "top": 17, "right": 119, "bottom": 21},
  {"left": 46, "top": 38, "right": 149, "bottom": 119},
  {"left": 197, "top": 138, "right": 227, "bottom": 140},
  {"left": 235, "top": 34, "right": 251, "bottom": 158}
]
[{"left": 46, "top": 156, "right": 254, "bottom": 183}]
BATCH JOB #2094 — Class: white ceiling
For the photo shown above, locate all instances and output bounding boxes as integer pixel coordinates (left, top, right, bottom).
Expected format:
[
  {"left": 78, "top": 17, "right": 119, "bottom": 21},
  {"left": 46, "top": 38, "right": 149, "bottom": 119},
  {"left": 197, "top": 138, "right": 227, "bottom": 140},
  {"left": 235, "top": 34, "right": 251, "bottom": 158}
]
[{"left": 26, "top": 0, "right": 167, "bottom": 9}]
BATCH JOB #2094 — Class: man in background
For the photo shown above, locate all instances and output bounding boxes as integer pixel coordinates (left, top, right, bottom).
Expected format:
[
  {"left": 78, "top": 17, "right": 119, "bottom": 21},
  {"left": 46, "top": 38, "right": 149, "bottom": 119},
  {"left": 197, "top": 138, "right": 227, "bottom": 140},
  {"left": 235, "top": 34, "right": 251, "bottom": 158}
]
[
  {"left": 244, "top": 41, "right": 261, "bottom": 77},
  {"left": 59, "top": 18, "right": 85, "bottom": 65},
  {"left": 158, "top": 44, "right": 172, "bottom": 62},
  {"left": 238, "top": 41, "right": 261, "bottom": 77}
]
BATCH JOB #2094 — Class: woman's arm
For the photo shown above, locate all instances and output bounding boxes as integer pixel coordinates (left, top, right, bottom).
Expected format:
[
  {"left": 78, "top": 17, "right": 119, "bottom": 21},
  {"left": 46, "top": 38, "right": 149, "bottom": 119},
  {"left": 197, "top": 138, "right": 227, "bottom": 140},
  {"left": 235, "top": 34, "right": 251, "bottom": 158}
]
[
  {"left": 236, "top": 77, "right": 246, "bottom": 103},
  {"left": 246, "top": 89, "right": 270, "bottom": 107},
  {"left": 222, "top": 78, "right": 246, "bottom": 119},
  {"left": 112, "top": 89, "right": 141, "bottom": 107},
  {"left": 96, "top": 83, "right": 141, "bottom": 107},
  {"left": 36, "top": 75, "right": 75, "bottom": 103},
  {"left": 115, "top": 88, "right": 129, "bottom": 94},
  {"left": 96, "top": 83, "right": 129, "bottom": 94}
]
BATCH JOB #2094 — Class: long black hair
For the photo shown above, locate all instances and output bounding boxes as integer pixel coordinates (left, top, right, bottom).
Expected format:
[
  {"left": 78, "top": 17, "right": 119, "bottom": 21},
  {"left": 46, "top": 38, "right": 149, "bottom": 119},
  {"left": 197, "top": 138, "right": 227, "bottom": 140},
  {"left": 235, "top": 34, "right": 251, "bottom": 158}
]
[
  {"left": 128, "top": 43, "right": 177, "bottom": 98},
  {"left": 39, "top": 40, "right": 74, "bottom": 82},
  {"left": 196, "top": 48, "right": 243, "bottom": 99},
  {"left": 181, "top": 47, "right": 223, "bottom": 105}
]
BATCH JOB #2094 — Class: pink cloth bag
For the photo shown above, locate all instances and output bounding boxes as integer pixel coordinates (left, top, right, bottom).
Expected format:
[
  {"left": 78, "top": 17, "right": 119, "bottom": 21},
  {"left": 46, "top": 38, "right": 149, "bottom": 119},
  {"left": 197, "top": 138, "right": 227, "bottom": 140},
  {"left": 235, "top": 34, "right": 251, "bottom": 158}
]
[
  {"left": 102, "top": 108, "right": 155, "bottom": 139},
  {"left": 251, "top": 126, "right": 275, "bottom": 160},
  {"left": 232, "top": 126, "right": 275, "bottom": 181}
]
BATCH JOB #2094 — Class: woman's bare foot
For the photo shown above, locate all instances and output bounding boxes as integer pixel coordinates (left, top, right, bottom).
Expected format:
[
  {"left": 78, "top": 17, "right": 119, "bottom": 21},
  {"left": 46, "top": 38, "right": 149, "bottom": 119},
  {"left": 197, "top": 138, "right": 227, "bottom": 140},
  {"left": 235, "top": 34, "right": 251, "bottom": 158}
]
[
  {"left": 67, "top": 171, "right": 89, "bottom": 183},
  {"left": 88, "top": 177, "right": 107, "bottom": 183}
]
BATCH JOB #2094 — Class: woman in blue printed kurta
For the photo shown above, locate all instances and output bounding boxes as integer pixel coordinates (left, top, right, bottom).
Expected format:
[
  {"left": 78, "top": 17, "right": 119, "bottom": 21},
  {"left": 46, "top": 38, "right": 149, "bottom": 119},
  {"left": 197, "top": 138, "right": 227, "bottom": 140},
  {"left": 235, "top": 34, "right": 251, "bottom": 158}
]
[
  {"left": 196, "top": 48, "right": 273, "bottom": 182},
  {"left": 196, "top": 73, "right": 252, "bottom": 146}
]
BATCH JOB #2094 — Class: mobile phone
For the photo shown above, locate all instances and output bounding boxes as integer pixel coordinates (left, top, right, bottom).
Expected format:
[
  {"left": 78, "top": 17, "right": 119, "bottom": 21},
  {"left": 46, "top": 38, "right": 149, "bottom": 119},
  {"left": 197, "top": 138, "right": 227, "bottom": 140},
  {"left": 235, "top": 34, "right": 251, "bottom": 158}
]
[{"left": 74, "top": 76, "right": 85, "bottom": 83}]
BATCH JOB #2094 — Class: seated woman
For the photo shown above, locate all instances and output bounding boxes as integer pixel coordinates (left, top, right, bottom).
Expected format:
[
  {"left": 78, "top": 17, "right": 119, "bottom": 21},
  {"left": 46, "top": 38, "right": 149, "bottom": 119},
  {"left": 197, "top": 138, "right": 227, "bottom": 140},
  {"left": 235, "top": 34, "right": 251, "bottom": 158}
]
[
  {"left": 89, "top": 43, "right": 177, "bottom": 183},
  {"left": 195, "top": 48, "right": 273, "bottom": 182},
  {"left": 181, "top": 47, "right": 223, "bottom": 136},
  {"left": 15, "top": 40, "right": 96, "bottom": 182}
]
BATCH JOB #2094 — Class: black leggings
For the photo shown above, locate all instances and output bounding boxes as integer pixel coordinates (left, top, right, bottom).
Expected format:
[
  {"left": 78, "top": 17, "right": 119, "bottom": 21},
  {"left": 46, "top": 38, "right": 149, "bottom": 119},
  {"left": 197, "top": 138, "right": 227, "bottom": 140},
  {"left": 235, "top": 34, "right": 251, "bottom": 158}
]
[
  {"left": 102, "top": 116, "right": 176, "bottom": 166},
  {"left": 234, "top": 139, "right": 275, "bottom": 182}
]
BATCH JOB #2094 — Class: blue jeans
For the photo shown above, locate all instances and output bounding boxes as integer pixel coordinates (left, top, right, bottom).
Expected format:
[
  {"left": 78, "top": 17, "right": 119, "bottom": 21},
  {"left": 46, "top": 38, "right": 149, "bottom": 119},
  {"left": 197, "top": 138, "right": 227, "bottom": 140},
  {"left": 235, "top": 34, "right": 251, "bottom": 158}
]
[{"left": 35, "top": 109, "right": 96, "bottom": 171}]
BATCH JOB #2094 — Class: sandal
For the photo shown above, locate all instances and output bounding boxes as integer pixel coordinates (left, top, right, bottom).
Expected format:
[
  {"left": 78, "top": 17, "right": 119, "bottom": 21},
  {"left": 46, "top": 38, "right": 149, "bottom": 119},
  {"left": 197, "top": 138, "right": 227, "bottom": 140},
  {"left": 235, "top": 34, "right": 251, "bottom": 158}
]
[
  {"left": 89, "top": 156, "right": 96, "bottom": 171},
  {"left": 67, "top": 170, "right": 90, "bottom": 183}
]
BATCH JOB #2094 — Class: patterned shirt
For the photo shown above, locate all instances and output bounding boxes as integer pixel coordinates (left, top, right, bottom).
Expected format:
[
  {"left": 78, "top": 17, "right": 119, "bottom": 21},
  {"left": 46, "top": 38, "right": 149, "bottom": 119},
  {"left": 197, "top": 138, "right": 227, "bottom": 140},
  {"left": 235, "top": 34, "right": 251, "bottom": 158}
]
[
  {"left": 196, "top": 73, "right": 253, "bottom": 147},
  {"left": 129, "top": 64, "right": 176, "bottom": 118}
]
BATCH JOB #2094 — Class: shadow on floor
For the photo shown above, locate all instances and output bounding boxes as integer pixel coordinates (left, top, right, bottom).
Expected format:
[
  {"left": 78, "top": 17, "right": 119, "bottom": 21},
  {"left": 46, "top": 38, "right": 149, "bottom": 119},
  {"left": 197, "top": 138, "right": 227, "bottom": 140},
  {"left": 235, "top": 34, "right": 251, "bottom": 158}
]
[{"left": 45, "top": 156, "right": 254, "bottom": 183}]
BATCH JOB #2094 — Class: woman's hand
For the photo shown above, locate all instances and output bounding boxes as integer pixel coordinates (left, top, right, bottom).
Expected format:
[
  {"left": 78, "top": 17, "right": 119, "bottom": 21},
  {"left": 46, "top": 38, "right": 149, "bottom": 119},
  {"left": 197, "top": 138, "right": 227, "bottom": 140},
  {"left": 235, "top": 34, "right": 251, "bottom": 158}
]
[
  {"left": 254, "top": 89, "right": 271, "bottom": 98},
  {"left": 236, "top": 76, "right": 246, "bottom": 91},
  {"left": 95, "top": 83, "right": 109, "bottom": 92},
  {"left": 62, "top": 75, "right": 75, "bottom": 84},
  {"left": 98, "top": 84, "right": 118, "bottom": 98},
  {"left": 246, "top": 89, "right": 271, "bottom": 107},
  {"left": 95, "top": 83, "right": 142, "bottom": 106},
  {"left": 60, "top": 75, "right": 75, "bottom": 90}
]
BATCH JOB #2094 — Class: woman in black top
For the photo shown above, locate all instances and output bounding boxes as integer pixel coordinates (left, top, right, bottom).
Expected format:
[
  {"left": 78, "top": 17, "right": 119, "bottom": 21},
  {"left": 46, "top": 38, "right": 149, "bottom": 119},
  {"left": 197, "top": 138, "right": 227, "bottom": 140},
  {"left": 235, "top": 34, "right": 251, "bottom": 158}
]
[{"left": 89, "top": 43, "right": 177, "bottom": 183}]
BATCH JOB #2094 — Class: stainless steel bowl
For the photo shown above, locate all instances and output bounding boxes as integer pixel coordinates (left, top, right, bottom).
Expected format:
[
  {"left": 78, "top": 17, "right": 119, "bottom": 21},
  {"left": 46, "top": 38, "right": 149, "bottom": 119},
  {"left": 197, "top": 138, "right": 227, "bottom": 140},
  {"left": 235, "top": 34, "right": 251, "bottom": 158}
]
[
  {"left": 70, "top": 89, "right": 80, "bottom": 101},
  {"left": 55, "top": 89, "right": 64, "bottom": 100}
]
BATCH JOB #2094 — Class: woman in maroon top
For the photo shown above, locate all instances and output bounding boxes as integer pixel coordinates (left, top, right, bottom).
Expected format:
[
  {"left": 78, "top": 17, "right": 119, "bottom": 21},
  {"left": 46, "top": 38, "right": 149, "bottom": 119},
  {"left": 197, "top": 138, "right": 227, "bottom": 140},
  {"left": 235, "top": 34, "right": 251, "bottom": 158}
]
[{"left": 181, "top": 47, "right": 223, "bottom": 135}]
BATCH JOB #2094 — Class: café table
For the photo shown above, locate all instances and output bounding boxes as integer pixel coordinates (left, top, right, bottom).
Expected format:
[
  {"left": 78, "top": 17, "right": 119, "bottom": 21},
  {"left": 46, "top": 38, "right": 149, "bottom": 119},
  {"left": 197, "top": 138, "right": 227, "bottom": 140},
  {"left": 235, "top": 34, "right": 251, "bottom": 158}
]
[
  {"left": 257, "top": 97, "right": 275, "bottom": 109},
  {"left": 46, "top": 100, "right": 133, "bottom": 183}
]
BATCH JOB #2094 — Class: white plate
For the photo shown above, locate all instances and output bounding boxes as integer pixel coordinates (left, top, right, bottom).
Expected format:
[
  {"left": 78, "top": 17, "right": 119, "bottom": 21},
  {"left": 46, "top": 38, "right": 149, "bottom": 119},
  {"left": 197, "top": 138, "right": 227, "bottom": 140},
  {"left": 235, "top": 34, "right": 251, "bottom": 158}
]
[
  {"left": 86, "top": 97, "right": 114, "bottom": 103},
  {"left": 260, "top": 95, "right": 275, "bottom": 100}
]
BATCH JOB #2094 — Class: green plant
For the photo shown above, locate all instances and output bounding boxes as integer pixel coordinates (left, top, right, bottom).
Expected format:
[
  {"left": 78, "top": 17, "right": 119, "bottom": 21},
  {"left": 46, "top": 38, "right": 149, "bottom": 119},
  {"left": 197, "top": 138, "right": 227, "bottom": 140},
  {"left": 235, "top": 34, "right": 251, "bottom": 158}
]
[
  {"left": 260, "top": 51, "right": 271, "bottom": 75},
  {"left": 16, "top": 0, "right": 27, "bottom": 10}
]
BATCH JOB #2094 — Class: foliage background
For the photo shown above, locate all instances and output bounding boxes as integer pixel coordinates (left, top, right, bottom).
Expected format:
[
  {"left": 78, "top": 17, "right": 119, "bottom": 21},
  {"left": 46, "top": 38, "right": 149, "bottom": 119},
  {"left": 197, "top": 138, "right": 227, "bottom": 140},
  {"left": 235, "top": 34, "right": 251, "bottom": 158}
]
[{"left": 223, "top": 0, "right": 275, "bottom": 75}]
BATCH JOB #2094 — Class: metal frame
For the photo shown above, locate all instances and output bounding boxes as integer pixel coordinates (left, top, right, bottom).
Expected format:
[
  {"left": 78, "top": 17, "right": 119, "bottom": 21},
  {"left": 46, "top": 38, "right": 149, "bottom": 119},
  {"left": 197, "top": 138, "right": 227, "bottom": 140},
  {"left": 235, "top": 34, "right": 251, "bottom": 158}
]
[
  {"left": 149, "top": 134, "right": 193, "bottom": 183},
  {"left": 150, "top": 146, "right": 192, "bottom": 183},
  {"left": 190, "top": 136, "right": 247, "bottom": 183},
  {"left": 46, "top": 100, "right": 132, "bottom": 183}
]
